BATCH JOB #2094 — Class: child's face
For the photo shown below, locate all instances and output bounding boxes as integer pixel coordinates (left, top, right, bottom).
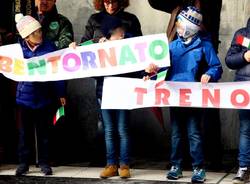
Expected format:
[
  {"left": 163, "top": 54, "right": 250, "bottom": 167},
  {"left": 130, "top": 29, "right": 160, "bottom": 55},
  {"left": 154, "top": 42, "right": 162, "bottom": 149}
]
[
  {"left": 109, "top": 27, "right": 125, "bottom": 41},
  {"left": 26, "top": 28, "right": 43, "bottom": 45}
]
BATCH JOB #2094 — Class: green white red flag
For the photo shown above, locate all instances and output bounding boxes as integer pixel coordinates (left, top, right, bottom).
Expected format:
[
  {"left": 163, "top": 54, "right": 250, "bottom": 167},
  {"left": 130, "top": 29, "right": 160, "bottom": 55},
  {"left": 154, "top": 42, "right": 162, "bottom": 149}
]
[
  {"left": 53, "top": 106, "right": 65, "bottom": 125},
  {"left": 236, "top": 35, "right": 250, "bottom": 49}
]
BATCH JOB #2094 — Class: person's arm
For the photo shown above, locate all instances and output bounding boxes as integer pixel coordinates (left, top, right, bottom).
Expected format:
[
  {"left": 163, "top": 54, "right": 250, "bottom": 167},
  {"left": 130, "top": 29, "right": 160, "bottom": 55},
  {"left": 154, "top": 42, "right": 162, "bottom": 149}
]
[
  {"left": 202, "top": 41, "right": 223, "bottom": 82},
  {"left": 225, "top": 31, "right": 249, "bottom": 69},
  {"left": 131, "top": 15, "right": 143, "bottom": 36},
  {"left": 53, "top": 80, "right": 66, "bottom": 106},
  {"left": 81, "top": 15, "right": 95, "bottom": 43},
  {"left": 55, "top": 16, "right": 74, "bottom": 49}
]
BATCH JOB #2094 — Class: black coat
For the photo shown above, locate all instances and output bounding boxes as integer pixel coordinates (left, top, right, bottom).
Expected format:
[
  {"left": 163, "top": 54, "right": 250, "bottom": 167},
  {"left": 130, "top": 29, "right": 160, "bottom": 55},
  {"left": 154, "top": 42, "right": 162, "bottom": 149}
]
[
  {"left": 81, "top": 10, "right": 142, "bottom": 43},
  {"left": 225, "top": 18, "right": 250, "bottom": 81}
]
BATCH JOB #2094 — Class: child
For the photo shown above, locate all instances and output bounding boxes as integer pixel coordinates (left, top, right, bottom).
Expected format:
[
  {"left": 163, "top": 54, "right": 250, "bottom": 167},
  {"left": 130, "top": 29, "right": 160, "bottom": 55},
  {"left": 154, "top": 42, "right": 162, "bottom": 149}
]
[
  {"left": 225, "top": 18, "right": 250, "bottom": 184},
  {"left": 14, "top": 13, "right": 66, "bottom": 176},
  {"left": 145, "top": 6, "right": 222, "bottom": 183}
]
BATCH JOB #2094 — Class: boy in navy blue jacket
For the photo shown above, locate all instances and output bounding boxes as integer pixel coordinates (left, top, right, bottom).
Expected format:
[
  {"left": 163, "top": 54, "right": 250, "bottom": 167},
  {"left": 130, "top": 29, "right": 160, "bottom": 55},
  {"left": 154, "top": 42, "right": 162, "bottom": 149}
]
[
  {"left": 225, "top": 17, "right": 250, "bottom": 184},
  {"left": 15, "top": 13, "right": 66, "bottom": 176}
]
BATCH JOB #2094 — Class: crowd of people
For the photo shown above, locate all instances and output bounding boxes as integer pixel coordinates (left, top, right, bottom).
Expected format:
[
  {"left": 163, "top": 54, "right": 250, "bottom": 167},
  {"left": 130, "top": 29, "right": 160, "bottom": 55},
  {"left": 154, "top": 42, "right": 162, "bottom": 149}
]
[{"left": 0, "top": 0, "right": 249, "bottom": 183}]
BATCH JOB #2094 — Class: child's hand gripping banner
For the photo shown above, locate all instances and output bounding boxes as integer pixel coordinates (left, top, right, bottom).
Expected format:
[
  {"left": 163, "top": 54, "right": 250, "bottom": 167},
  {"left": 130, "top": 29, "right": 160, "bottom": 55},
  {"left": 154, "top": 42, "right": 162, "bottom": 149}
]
[
  {"left": 0, "top": 34, "right": 170, "bottom": 81},
  {"left": 101, "top": 77, "right": 250, "bottom": 110}
]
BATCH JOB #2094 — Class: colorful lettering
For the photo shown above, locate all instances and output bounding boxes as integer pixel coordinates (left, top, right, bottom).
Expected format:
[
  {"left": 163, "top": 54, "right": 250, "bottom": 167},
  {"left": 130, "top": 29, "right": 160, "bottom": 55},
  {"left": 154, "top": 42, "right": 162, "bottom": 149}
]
[
  {"left": 119, "top": 45, "right": 137, "bottom": 65},
  {"left": 13, "top": 59, "right": 25, "bottom": 75},
  {"left": 231, "top": 89, "right": 250, "bottom": 108},
  {"left": 80, "top": 51, "right": 97, "bottom": 70},
  {"left": 134, "top": 42, "right": 147, "bottom": 62},
  {"left": 98, "top": 48, "right": 117, "bottom": 68},
  {"left": 63, "top": 53, "right": 81, "bottom": 72},
  {"left": 134, "top": 87, "right": 147, "bottom": 105},
  {"left": 149, "top": 40, "right": 168, "bottom": 60},
  {"left": 28, "top": 59, "right": 46, "bottom": 75},
  {"left": 0, "top": 56, "right": 12, "bottom": 72},
  {"left": 155, "top": 88, "right": 170, "bottom": 105},
  {"left": 47, "top": 56, "right": 60, "bottom": 73},
  {"left": 202, "top": 89, "right": 220, "bottom": 107},
  {"left": 180, "top": 89, "right": 192, "bottom": 106}
]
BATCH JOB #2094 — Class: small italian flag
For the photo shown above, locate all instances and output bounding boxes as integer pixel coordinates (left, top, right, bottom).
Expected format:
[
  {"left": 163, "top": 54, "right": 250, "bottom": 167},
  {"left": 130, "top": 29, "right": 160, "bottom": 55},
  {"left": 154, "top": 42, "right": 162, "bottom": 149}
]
[
  {"left": 53, "top": 106, "right": 65, "bottom": 125},
  {"left": 155, "top": 69, "right": 168, "bottom": 88},
  {"left": 236, "top": 35, "right": 250, "bottom": 49}
]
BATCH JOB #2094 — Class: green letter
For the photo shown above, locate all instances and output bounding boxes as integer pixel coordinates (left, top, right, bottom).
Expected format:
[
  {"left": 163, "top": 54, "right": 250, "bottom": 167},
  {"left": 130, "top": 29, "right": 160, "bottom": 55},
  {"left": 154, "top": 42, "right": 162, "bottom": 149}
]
[
  {"left": 149, "top": 40, "right": 168, "bottom": 60},
  {"left": 119, "top": 45, "right": 137, "bottom": 65},
  {"left": 28, "top": 59, "right": 46, "bottom": 75}
]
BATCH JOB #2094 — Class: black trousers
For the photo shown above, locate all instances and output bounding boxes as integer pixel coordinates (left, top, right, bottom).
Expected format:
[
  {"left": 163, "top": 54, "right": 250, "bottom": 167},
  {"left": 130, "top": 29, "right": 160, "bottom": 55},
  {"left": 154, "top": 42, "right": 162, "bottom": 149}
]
[{"left": 17, "top": 105, "right": 52, "bottom": 165}]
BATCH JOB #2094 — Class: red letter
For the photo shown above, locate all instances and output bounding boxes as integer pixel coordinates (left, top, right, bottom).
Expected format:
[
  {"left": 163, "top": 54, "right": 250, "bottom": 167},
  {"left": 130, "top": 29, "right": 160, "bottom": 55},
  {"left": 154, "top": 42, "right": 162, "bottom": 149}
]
[
  {"left": 0, "top": 56, "right": 12, "bottom": 72},
  {"left": 231, "top": 89, "right": 250, "bottom": 108},
  {"left": 155, "top": 89, "right": 170, "bottom": 105},
  {"left": 134, "top": 87, "right": 147, "bottom": 105},
  {"left": 202, "top": 89, "right": 220, "bottom": 107},
  {"left": 180, "top": 89, "right": 192, "bottom": 106},
  {"left": 98, "top": 48, "right": 117, "bottom": 68},
  {"left": 47, "top": 56, "right": 60, "bottom": 73}
]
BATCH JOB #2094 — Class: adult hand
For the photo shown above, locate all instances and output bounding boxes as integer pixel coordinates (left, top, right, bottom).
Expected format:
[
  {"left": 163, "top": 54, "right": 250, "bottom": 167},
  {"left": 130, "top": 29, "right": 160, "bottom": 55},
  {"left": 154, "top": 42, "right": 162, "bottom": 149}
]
[
  {"left": 244, "top": 50, "right": 250, "bottom": 62},
  {"left": 60, "top": 98, "right": 66, "bottom": 106},
  {"left": 69, "top": 42, "right": 77, "bottom": 49},
  {"left": 201, "top": 74, "right": 211, "bottom": 84},
  {"left": 99, "top": 37, "right": 108, "bottom": 43}
]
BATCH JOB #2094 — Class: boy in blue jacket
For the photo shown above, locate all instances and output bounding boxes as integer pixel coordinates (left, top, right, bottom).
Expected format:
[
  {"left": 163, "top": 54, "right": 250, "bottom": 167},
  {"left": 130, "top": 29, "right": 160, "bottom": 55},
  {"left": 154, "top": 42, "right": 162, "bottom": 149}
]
[
  {"left": 14, "top": 13, "right": 66, "bottom": 176},
  {"left": 145, "top": 6, "right": 223, "bottom": 183}
]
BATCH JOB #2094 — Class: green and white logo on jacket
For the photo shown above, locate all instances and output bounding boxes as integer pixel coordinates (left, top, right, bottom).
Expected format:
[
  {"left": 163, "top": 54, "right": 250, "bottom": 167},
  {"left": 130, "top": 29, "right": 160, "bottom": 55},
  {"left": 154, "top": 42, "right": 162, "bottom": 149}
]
[{"left": 49, "top": 22, "right": 59, "bottom": 30}]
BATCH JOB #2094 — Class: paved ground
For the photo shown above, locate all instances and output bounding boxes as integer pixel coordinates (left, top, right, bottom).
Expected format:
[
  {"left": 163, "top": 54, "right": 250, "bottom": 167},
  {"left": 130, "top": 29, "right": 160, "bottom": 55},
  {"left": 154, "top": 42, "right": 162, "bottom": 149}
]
[{"left": 0, "top": 164, "right": 238, "bottom": 184}]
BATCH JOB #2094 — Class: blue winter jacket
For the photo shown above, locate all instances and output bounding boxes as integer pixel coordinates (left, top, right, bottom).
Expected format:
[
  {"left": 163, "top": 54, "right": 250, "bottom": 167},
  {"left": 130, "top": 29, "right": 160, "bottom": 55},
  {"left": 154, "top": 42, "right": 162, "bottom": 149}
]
[
  {"left": 16, "top": 40, "right": 65, "bottom": 109},
  {"left": 225, "top": 18, "right": 250, "bottom": 81},
  {"left": 167, "top": 34, "right": 223, "bottom": 82}
]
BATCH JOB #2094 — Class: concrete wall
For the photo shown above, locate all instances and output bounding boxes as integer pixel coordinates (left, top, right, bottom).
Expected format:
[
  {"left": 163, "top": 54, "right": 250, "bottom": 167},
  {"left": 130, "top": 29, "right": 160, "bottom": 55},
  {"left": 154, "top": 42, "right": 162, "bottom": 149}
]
[{"left": 56, "top": 0, "right": 250, "bottom": 151}]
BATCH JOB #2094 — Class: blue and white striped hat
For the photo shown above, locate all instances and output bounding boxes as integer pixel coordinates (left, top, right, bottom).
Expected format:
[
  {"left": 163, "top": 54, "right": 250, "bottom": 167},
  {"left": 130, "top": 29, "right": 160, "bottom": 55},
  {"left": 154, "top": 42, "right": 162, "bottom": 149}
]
[{"left": 179, "top": 6, "right": 202, "bottom": 26}]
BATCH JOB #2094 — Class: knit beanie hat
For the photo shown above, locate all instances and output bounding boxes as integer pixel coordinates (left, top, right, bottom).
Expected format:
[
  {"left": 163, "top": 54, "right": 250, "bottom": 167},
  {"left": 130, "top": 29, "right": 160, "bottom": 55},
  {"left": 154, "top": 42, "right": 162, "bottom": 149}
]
[
  {"left": 15, "top": 13, "right": 41, "bottom": 39},
  {"left": 176, "top": 6, "right": 202, "bottom": 39}
]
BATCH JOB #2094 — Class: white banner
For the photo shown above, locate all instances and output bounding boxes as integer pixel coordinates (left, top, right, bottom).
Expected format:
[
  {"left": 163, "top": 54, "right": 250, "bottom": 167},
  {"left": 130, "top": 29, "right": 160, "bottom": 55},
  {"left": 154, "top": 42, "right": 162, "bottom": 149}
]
[
  {"left": 102, "top": 77, "right": 250, "bottom": 110},
  {"left": 0, "top": 34, "right": 170, "bottom": 81}
]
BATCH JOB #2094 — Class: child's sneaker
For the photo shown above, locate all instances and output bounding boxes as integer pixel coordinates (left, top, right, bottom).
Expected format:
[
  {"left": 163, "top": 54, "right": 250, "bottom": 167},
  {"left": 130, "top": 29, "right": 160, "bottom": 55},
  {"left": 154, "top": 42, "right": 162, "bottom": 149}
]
[
  {"left": 191, "top": 167, "right": 206, "bottom": 183},
  {"left": 232, "top": 167, "right": 249, "bottom": 184},
  {"left": 167, "top": 166, "right": 183, "bottom": 180}
]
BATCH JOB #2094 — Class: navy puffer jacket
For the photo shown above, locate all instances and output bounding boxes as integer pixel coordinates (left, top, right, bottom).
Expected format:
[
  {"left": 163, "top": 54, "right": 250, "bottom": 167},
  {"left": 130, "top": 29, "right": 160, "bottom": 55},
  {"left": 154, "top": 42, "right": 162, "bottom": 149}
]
[
  {"left": 225, "top": 18, "right": 250, "bottom": 81},
  {"left": 16, "top": 40, "right": 65, "bottom": 109}
]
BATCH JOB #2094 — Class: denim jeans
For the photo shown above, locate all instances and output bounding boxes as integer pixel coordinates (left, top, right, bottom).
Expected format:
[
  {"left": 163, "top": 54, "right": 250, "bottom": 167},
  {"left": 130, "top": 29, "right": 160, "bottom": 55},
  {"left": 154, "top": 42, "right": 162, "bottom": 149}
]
[
  {"left": 101, "top": 109, "right": 130, "bottom": 165},
  {"left": 238, "top": 109, "right": 250, "bottom": 167},
  {"left": 170, "top": 107, "right": 204, "bottom": 167}
]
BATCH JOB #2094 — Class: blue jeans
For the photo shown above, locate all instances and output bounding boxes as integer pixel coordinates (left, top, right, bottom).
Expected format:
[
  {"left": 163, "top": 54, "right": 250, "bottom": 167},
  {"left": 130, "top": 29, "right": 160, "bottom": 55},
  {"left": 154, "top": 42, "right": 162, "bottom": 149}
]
[
  {"left": 170, "top": 107, "right": 204, "bottom": 168},
  {"left": 238, "top": 109, "right": 250, "bottom": 167},
  {"left": 101, "top": 109, "right": 130, "bottom": 165}
]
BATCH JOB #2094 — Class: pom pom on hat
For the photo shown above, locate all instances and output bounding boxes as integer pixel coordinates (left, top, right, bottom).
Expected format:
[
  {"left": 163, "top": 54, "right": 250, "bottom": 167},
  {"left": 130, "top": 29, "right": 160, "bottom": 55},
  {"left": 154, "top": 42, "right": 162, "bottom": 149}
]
[{"left": 15, "top": 13, "right": 41, "bottom": 38}]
